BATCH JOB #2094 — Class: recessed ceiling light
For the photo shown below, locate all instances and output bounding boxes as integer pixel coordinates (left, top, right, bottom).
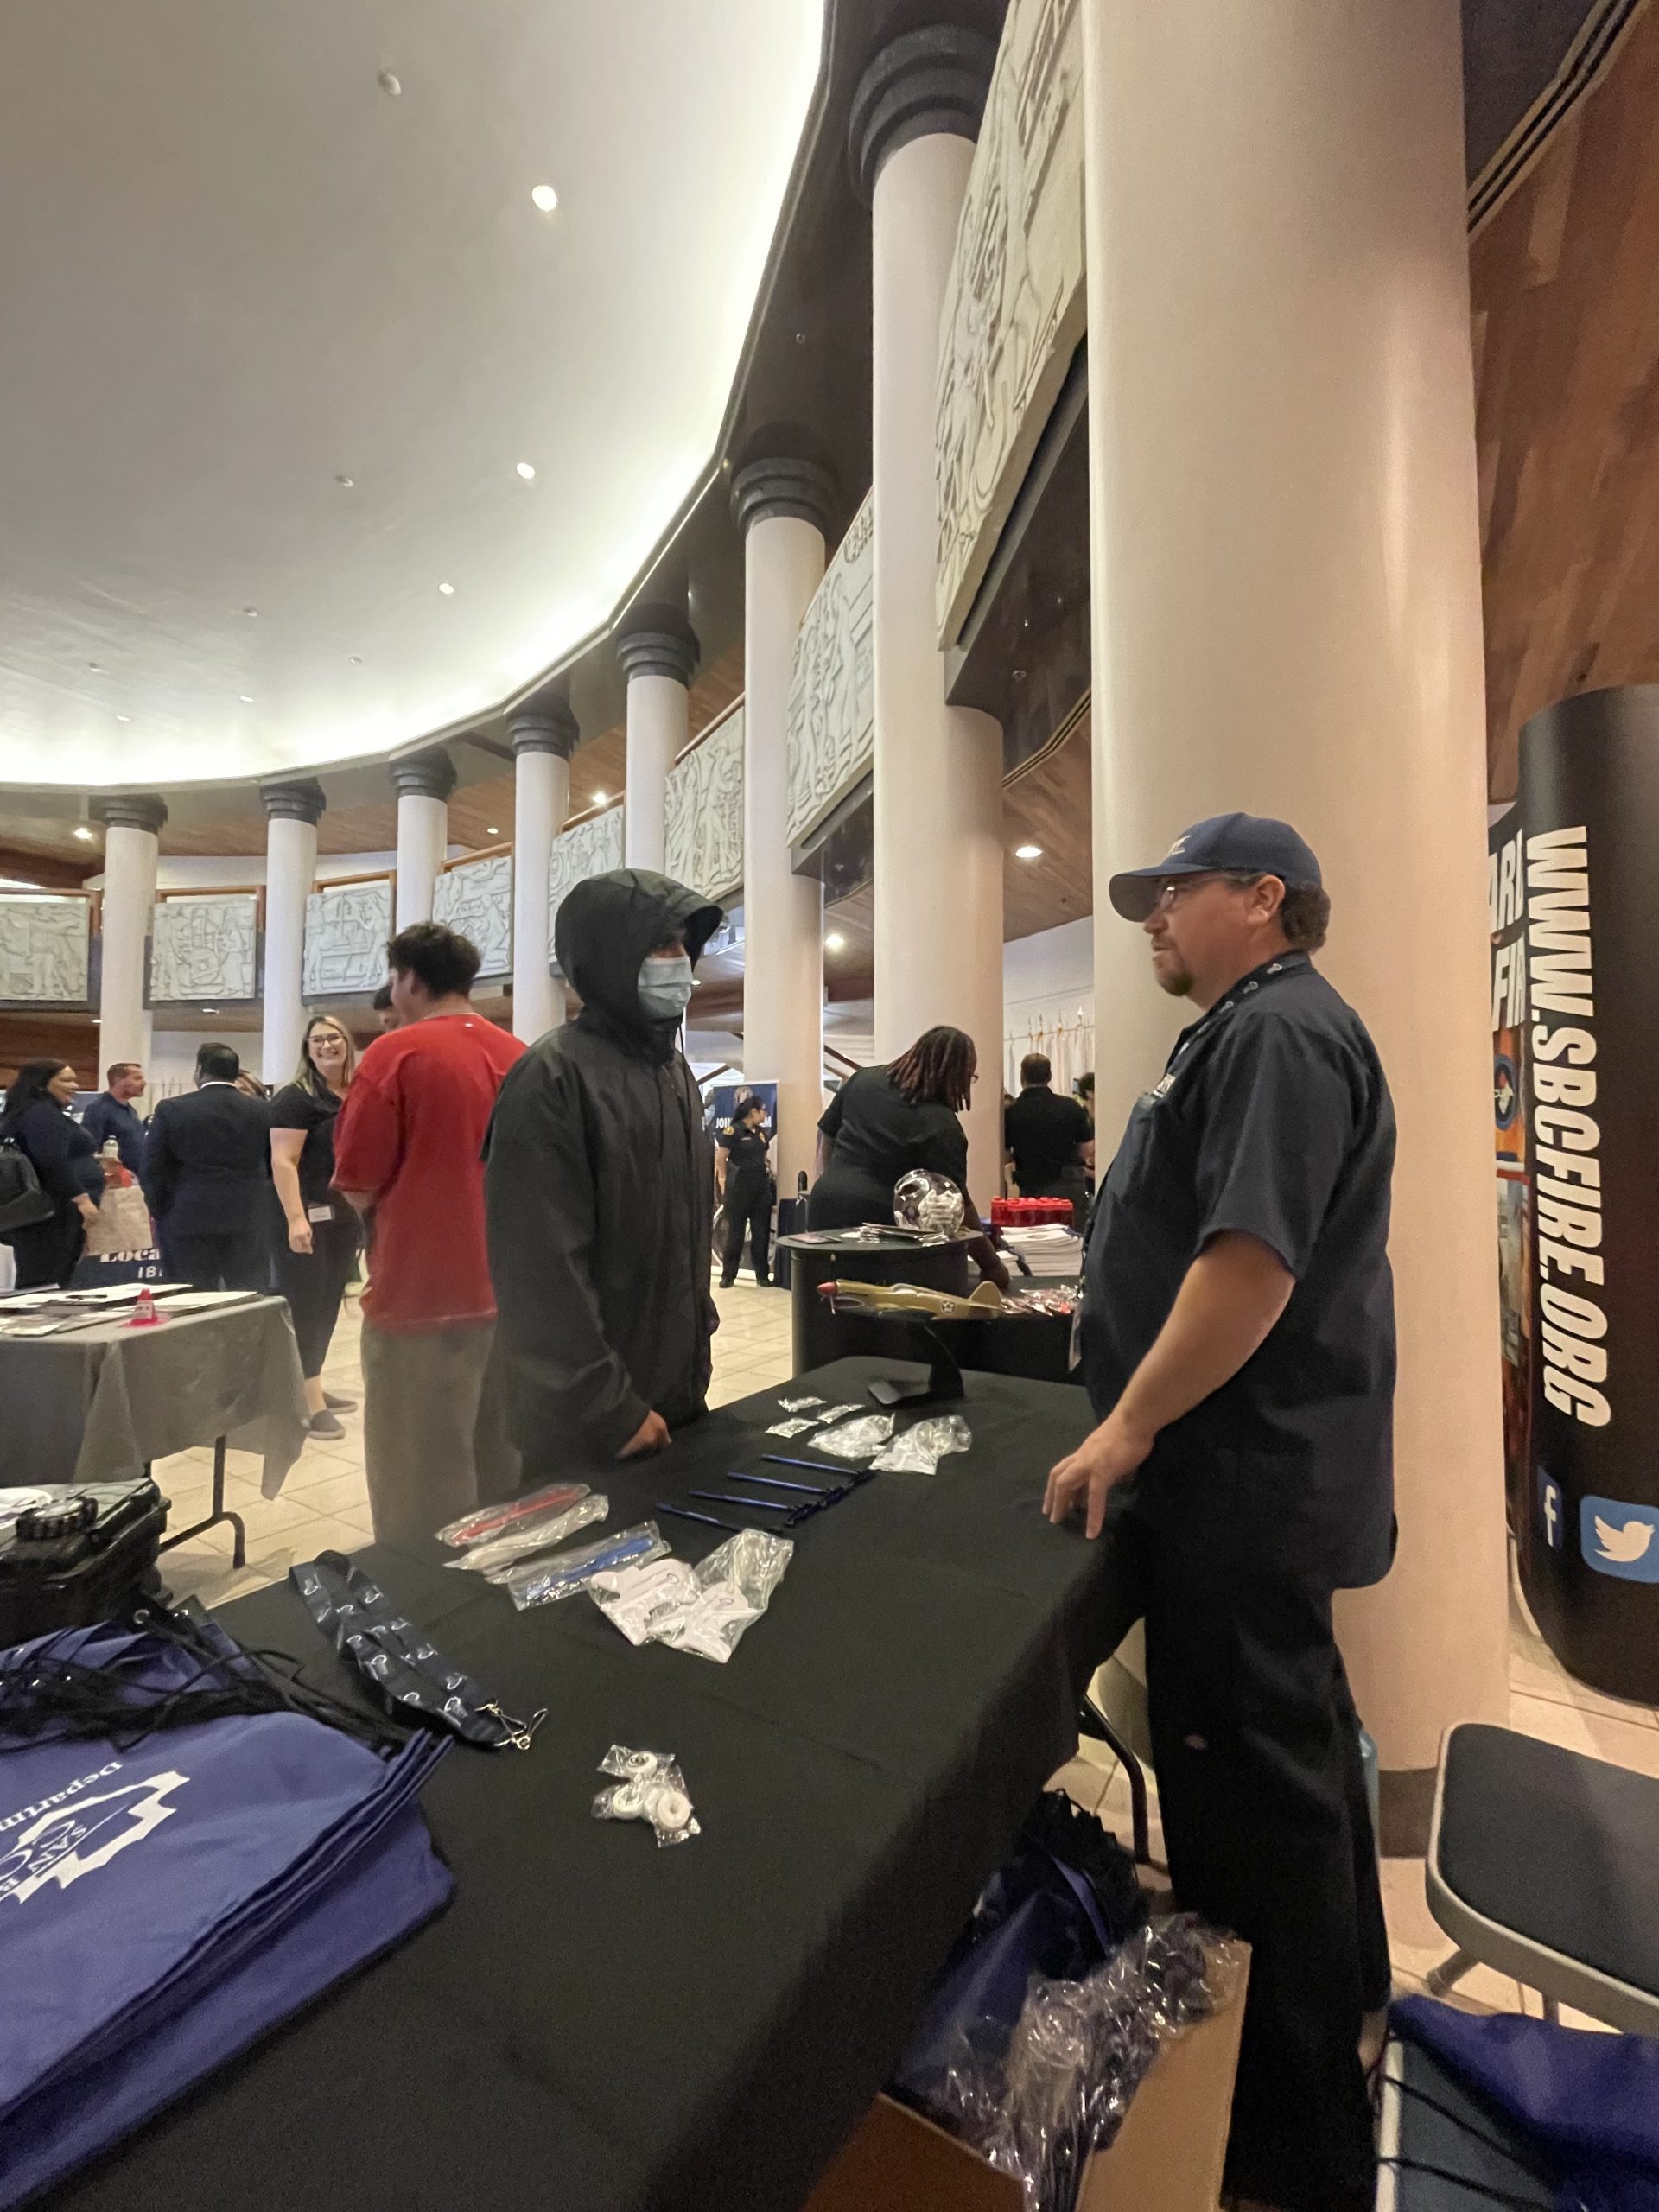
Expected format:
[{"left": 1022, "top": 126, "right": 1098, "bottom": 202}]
[
  {"left": 73, "top": 825, "right": 94, "bottom": 842},
  {"left": 378, "top": 68, "right": 401, "bottom": 96},
  {"left": 87, "top": 662, "right": 103, "bottom": 673},
  {"left": 114, "top": 714, "right": 130, "bottom": 723},
  {"left": 243, "top": 607, "right": 258, "bottom": 618},
  {"left": 347, "top": 655, "right": 363, "bottom": 666},
  {"left": 202, "top": 1007, "right": 217, "bottom": 1014},
  {"left": 438, "top": 582, "right": 455, "bottom": 595},
  {"left": 335, "top": 474, "right": 354, "bottom": 489},
  {"left": 824, "top": 931, "right": 845, "bottom": 952},
  {"left": 515, "top": 461, "right": 537, "bottom": 481},
  {"left": 1014, "top": 842, "right": 1043, "bottom": 861},
  {"left": 531, "top": 184, "right": 559, "bottom": 213},
  {"left": 238, "top": 695, "right": 253, "bottom": 703},
  {"left": 591, "top": 790, "right": 607, "bottom": 804},
  {"left": 486, "top": 826, "right": 499, "bottom": 836}
]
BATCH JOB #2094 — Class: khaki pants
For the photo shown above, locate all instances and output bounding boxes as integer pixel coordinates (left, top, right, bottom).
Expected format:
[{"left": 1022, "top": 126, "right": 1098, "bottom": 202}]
[{"left": 360, "top": 1318, "right": 518, "bottom": 1546}]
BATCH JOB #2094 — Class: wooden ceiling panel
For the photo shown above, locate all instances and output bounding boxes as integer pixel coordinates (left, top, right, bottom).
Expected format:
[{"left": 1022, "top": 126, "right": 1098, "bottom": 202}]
[{"left": 1473, "top": 0, "right": 1659, "bottom": 797}]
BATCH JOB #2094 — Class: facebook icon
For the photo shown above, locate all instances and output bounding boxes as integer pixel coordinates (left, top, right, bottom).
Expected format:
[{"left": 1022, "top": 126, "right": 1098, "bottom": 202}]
[{"left": 1537, "top": 1470, "right": 1564, "bottom": 1552}]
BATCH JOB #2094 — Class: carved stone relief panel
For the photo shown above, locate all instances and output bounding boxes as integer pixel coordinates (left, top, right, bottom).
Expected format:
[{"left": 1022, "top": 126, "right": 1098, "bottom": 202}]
[
  {"left": 433, "top": 855, "right": 512, "bottom": 977},
  {"left": 665, "top": 707, "right": 744, "bottom": 902},
  {"left": 149, "top": 893, "right": 259, "bottom": 1003},
  {"left": 786, "top": 493, "right": 874, "bottom": 848},
  {"left": 936, "top": 0, "right": 1084, "bottom": 643},
  {"left": 0, "top": 894, "right": 90, "bottom": 1003},
  {"left": 548, "top": 805, "right": 624, "bottom": 949},
  {"left": 302, "top": 877, "right": 393, "bottom": 999}
]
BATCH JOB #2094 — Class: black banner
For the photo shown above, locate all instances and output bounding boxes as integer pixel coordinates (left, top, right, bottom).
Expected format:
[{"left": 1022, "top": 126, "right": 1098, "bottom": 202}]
[{"left": 1511, "top": 687, "right": 1659, "bottom": 1701}]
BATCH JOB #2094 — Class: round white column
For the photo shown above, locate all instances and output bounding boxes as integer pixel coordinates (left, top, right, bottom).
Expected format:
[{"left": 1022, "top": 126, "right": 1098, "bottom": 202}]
[
  {"left": 734, "top": 459, "right": 831, "bottom": 1195},
  {"left": 853, "top": 29, "right": 1005, "bottom": 1208},
  {"left": 1079, "top": 0, "right": 1507, "bottom": 1802},
  {"left": 94, "top": 795, "right": 165, "bottom": 1074},
  {"left": 391, "top": 753, "right": 454, "bottom": 928},
  {"left": 618, "top": 621, "right": 697, "bottom": 874},
  {"left": 260, "top": 780, "right": 322, "bottom": 1084},
  {"left": 509, "top": 705, "right": 578, "bottom": 1043}
]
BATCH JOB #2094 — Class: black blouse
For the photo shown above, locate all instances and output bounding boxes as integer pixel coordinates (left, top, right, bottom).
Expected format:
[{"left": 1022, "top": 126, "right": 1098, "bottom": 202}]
[{"left": 269, "top": 1082, "right": 344, "bottom": 1211}]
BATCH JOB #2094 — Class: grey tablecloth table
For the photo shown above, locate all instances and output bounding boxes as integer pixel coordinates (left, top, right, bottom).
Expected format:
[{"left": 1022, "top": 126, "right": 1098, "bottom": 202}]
[{"left": 0, "top": 1296, "right": 308, "bottom": 1498}]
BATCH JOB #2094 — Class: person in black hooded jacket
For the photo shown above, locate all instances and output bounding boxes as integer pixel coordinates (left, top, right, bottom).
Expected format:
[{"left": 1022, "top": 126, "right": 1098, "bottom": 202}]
[{"left": 483, "top": 868, "right": 723, "bottom": 1465}]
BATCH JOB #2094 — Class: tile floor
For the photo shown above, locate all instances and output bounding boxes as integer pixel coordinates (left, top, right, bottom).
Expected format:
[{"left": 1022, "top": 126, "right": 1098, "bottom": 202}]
[{"left": 154, "top": 1272, "right": 1652, "bottom": 2026}]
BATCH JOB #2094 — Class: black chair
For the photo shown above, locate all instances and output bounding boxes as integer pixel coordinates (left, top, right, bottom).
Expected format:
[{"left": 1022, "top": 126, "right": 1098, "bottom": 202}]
[{"left": 1424, "top": 1721, "right": 1659, "bottom": 2035}]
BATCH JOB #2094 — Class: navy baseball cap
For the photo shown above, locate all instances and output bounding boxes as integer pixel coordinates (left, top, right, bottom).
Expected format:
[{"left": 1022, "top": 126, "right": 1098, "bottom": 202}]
[{"left": 1108, "top": 812, "right": 1323, "bottom": 921}]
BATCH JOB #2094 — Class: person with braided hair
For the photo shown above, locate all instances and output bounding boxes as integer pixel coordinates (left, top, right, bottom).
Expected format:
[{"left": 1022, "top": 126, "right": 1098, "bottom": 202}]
[{"left": 807, "top": 1025, "right": 1007, "bottom": 1287}]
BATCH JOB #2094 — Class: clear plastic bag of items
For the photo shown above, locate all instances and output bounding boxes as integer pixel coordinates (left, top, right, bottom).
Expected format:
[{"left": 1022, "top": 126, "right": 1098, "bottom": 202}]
[
  {"left": 872, "top": 1414, "right": 972, "bottom": 1475},
  {"left": 444, "top": 1494, "right": 609, "bottom": 1576},
  {"left": 925, "top": 1916, "right": 1246, "bottom": 2212},
  {"left": 590, "top": 1528, "right": 793, "bottom": 1663},
  {"left": 776, "top": 1395, "right": 827, "bottom": 1414},
  {"left": 435, "top": 1482, "right": 590, "bottom": 1549},
  {"left": 592, "top": 1745, "right": 700, "bottom": 1847},
  {"left": 501, "top": 1522, "right": 670, "bottom": 1611},
  {"left": 811, "top": 1412, "right": 895, "bottom": 1460},
  {"left": 766, "top": 1416, "right": 820, "bottom": 1438}
]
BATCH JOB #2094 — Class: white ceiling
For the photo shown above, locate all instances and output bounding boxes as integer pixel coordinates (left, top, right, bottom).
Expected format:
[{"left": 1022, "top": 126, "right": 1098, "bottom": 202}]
[{"left": 0, "top": 0, "right": 823, "bottom": 789}]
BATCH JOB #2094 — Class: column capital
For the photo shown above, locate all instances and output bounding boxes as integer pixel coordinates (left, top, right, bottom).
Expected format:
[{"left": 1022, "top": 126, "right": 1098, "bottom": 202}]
[
  {"left": 509, "top": 703, "right": 580, "bottom": 760},
  {"left": 615, "top": 616, "right": 699, "bottom": 689},
  {"left": 91, "top": 793, "right": 168, "bottom": 835},
  {"left": 259, "top": 778, "right": 326, "bottom": 825},
  {"left": 732, "top": 455, "right": 836, "bottom": 540},
  {"left": 389, "top": 749, "right": 455, "bottom": 803},
  {"left": 849, "top": 23, "right": 996, "bottom": 204}
]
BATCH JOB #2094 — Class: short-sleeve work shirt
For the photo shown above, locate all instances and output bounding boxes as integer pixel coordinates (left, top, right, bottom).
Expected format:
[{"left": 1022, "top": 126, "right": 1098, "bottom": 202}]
[{"left": 1080, "top": 954, "right": 1396, "bottom": 1588}]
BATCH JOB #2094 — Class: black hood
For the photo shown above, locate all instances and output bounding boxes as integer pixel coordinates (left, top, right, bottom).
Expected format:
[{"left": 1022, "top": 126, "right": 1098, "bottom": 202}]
[{"left": 555, "top": 868, "right": 723, "bottom": 1060}]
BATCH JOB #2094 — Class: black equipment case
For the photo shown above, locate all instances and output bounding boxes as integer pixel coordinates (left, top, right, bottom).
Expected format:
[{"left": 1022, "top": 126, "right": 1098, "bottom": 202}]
[{"left": 0, "top": 1482, "right": 168, "bottom": 1647}]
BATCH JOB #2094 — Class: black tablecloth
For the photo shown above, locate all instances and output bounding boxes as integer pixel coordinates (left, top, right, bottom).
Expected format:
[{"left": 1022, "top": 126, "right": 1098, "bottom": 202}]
[{"left": 54, "top": 1357, "right": 1107, "bottom": 2212}]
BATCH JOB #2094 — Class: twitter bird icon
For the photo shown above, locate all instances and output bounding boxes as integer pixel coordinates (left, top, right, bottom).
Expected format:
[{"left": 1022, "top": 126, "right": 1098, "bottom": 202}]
[{"left": 1580, "top": 1497, "right": 1659, "bottom": 1583}]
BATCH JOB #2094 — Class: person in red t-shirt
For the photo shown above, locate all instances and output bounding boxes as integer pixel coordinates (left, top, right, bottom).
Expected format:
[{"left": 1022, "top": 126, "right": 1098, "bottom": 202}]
[{"left": 334, "top": 921, "right": 524, "bottom": 1542}]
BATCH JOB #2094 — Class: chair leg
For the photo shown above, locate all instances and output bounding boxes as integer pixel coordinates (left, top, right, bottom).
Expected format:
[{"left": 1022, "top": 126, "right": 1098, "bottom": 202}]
[
  {"left": 1077, "top": 1692, "right": 1151, "bottom": 1866},
  {"left": 1541, "top": 1993, "right": 1560, "bottom": 2024},
  {"left": 1424, "top": 1948, "right": 1477, "bottom": 1998}
]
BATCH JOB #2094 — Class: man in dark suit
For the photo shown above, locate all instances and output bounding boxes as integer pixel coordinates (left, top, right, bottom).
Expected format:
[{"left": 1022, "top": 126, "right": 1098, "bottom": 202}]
[{"left": 141, "top": 1042, "right": 272, "bottom": 1291}]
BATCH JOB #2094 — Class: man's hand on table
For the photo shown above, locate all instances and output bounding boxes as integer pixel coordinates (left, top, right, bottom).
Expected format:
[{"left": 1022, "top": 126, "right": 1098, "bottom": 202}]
[
  {"left": 1045, "top": 1408, "right": 1154, "bottom": 1539},
  {"left": 619, "top": 1409, "right": 671, "bottom": 1458}
]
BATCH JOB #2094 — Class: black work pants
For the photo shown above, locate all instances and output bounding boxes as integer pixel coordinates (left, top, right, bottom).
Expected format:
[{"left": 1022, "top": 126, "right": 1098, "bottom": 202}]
[
  {"left": 1094, "top": 1498, "right": 1388, "bottom": 2212},
  {"left": 273, "top": 1218, "right": 360, "bottom": 1378},
  {"left": 721, "top": 1177, "right": 772, "bottom": 1285},
  {"left": 10, "top": 1208, "right": 85, "bottom": 1289},
  {"left": 160, "top": 1228, "right": 270, "bottom": 1294}
]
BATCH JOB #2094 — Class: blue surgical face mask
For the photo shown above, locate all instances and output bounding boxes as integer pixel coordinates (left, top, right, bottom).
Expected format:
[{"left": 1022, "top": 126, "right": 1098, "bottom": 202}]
[{"left": 638, "top": 950, "right": 694, "bottom": 1023}]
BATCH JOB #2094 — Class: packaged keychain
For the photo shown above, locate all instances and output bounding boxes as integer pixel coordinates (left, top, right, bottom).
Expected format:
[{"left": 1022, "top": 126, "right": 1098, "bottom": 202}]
[
  {"left": 592, "top": 1745, "right": 700, "bottom": 1846},
  {"left": 871, "top": 1415, "right": 972, "bottom": 1474},
  {"left": 501, "top": 1522, "right": 670, "bottom": 1610},
  {"left": 444, "top": 1494, "right": 608, "bottom": 1576},
  {"left": 812, "top": 1413, "right": 895, "bottom": 1460},
  {"left": 435, "top": 1483, "right": 589, "bottom": 1549}
]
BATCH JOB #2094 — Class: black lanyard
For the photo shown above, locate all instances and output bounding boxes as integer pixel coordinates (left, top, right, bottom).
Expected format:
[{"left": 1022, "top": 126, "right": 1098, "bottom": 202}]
[{"left": 1160, "top": 952, "right": 1311, "bottom": 1088}]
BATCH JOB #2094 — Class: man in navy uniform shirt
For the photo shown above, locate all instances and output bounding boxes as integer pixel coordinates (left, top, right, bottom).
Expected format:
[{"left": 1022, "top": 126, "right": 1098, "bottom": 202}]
[
  {"left": 79, "top": 1060, "right": 147, "bottom": 1175},
  {"left": 1047, "top": 814, "right": 1395, "bottom": 2212}
]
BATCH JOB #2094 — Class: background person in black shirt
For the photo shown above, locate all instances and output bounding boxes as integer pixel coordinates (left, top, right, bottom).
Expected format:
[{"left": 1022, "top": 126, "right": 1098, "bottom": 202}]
[
  {"left": 1046, "top": 814, "right": 1395, "bottom": 2212},
  {"left": 808, "top": 1026, "right": 1008, "bottom": 1289},
  {"left": 1003, "top": 1052, "right": 1094, "bottom": 1219},
  {"left": 270, "top": 1013, "right": 362, "bottom": 1440},
  {"left": 0, "top": 1059, "right": 103, "bottom": 1287},
  {"left": 716, "top": 1093, "right": 775, "bottom": 1287}
]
